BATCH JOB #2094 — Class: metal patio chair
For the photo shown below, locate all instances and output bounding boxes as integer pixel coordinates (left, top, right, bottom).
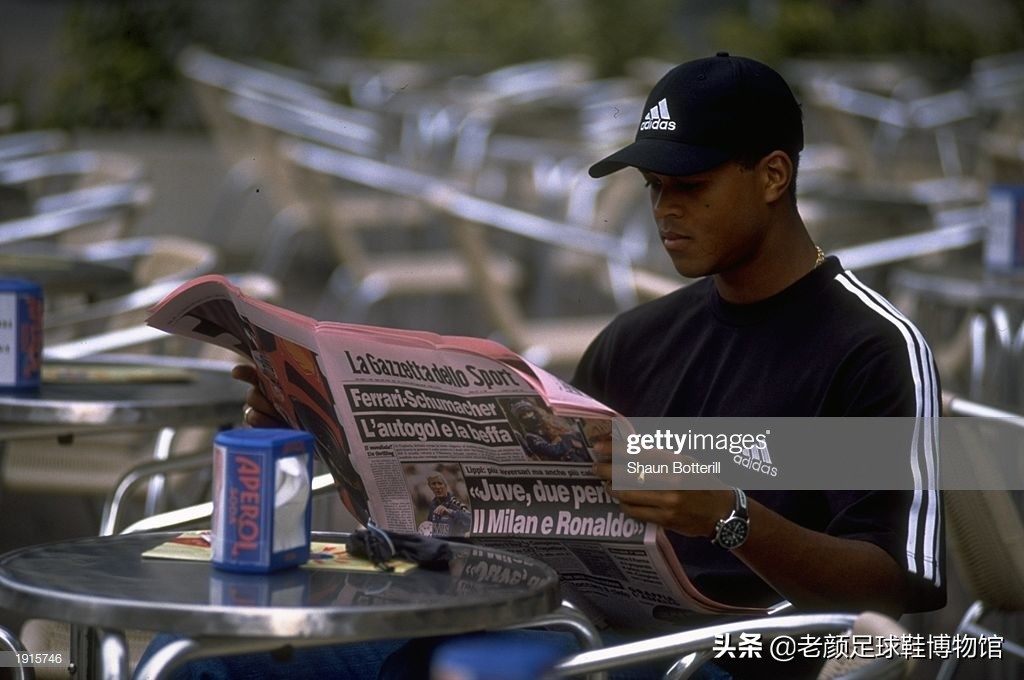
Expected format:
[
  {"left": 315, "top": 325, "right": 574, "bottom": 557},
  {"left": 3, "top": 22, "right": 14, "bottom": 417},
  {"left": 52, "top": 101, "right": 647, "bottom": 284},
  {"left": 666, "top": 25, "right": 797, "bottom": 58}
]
[{"left": 935, "top": 394, "right": 1024, "bottom": 679}]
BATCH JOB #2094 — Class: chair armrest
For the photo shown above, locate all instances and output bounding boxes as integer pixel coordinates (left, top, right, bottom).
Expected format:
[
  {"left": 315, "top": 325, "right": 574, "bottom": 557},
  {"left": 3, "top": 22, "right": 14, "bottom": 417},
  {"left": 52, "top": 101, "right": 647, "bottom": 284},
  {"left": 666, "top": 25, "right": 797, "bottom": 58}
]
[
  {"left": 118, "top": 473, "right": 337, "bottom": 534},
  {"left": 550, "top": 613, "right": 860, "bottom": 678},
  {"left": 43, "top": 325, "right": 172, "bottom": 359}
]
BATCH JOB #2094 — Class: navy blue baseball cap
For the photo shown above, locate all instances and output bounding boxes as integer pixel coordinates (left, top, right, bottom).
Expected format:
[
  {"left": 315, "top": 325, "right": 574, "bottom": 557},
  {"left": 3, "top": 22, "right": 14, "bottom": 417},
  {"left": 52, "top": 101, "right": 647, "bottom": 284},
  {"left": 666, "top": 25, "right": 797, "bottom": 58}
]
[{"left": 589, "top": 52, "right": 803, "bottom": 178}]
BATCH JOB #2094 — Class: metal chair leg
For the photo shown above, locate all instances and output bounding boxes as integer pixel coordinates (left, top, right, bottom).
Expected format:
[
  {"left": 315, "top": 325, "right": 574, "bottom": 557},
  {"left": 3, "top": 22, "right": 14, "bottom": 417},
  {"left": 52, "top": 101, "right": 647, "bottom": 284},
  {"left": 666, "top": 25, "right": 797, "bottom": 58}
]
[
  {"left": 936, "top": 600, "right": 986, "bottom": 680},
  {"left": 663, "top": 650, "right": 714, "bottom": 680},
  {"left": 0, "top": 624, "right": 35, "bottom": 680},
  {"left": 98, "top": 629, "right": 129, "bottom": 680},
  {"left": 505, "top": 600, "right": 605, "bottom": 680},
  {"left": 256, "top": 203, "right": 311, "bottom": 277},
  {"left": 142, "top": 427, "right": 178, "bottom": 519}
]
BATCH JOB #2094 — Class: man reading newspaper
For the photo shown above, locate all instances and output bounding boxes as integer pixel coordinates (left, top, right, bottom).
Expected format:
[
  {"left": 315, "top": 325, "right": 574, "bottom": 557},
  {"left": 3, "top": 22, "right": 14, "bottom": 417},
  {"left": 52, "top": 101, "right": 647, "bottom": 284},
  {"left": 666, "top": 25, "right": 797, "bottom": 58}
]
[{"left": 149, "top": 54, "right": 944, "bottom": 679}]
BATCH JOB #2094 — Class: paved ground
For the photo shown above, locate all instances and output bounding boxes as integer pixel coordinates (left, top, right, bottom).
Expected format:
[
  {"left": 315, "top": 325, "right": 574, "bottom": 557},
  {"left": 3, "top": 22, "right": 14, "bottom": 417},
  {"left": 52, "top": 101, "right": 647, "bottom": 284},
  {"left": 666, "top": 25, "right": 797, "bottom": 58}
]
[{"left": 71, "top": 130, "right": 327, "bottom": 310}]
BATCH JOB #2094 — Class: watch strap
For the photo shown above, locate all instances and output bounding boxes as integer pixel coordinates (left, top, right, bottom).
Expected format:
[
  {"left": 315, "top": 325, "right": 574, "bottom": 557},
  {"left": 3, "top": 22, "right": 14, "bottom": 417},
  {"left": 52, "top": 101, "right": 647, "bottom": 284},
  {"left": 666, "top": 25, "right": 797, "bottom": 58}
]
[{"left": 733, "top": 487, "right": 748, "bottom": 517}]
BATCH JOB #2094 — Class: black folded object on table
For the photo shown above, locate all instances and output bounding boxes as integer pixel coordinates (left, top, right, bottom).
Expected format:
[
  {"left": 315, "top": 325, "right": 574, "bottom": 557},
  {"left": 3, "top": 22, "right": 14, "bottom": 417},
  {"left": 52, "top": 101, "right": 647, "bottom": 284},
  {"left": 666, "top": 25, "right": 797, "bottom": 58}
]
[{"left": 346, "top": 522, "right": 452, "bottom": 571}]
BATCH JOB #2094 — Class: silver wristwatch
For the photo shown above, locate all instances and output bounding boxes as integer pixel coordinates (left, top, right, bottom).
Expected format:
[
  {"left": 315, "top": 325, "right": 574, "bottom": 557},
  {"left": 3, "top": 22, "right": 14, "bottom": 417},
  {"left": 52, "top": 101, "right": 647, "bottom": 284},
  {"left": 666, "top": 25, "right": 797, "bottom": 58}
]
[{"left": 711, "top": 487, "right": 749, "bottom": 550}]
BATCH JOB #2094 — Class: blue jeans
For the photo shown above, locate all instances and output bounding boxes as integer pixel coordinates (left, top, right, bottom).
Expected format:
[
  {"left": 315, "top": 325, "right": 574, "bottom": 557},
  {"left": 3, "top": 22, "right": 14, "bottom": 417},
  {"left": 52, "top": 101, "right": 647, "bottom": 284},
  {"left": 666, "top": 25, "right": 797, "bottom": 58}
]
[
  {"left": 134, "top": 636, "right": 406, "bottom": 679},
  {"left": 135, "top": 630, "right": 733, "bottom": 679}
]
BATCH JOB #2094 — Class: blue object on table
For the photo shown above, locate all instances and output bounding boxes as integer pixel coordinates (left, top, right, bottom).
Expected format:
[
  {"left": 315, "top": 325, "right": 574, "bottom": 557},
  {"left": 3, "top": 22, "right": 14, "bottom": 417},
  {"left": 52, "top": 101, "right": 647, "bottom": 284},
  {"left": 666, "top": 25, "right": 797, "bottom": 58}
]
[
  {"left": 985, "top": 184, "right": 1024, "bottom": 272},
  {"left": 211, "top": 428, "right": 315, "bottom": 573},
  {"left": 431, "top": 633, "right": 565, "bottom": 679},
  {"left": 0, "top": 278, "right": 42, "bottom": 392}
]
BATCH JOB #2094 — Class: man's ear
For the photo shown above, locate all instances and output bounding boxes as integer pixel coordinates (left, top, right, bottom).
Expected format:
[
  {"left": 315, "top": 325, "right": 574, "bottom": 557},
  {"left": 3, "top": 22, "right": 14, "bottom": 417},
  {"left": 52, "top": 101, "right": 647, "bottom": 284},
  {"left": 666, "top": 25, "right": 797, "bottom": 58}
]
[{"left": 760, "top": 151, "right": 793, "bottom": 203}]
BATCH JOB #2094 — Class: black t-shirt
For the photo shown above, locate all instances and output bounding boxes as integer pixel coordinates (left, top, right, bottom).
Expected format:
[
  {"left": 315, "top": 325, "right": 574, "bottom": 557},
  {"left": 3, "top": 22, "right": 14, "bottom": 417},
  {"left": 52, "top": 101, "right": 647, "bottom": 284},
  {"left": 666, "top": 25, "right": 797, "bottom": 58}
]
[{"left": 571, "top": 257, "right": 945, "bottom": 674}]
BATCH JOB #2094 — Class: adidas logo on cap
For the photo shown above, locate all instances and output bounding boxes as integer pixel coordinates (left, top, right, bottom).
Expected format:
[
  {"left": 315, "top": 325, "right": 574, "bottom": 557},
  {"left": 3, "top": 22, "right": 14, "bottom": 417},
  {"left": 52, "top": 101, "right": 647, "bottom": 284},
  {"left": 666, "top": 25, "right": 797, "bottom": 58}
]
[{"left": 639, "top": 98, "right": 675, "bottom": 132}]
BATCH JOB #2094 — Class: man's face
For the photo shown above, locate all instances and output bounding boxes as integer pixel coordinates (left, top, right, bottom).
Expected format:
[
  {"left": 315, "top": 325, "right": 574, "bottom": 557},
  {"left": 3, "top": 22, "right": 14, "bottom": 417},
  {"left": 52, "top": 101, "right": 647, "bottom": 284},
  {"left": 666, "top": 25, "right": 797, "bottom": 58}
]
[
  {"left": 428, "top": 478, "right": 447, "bottom": 497},
  {"left": 641, "top": 160, "right": 770, "bottom": 279}
]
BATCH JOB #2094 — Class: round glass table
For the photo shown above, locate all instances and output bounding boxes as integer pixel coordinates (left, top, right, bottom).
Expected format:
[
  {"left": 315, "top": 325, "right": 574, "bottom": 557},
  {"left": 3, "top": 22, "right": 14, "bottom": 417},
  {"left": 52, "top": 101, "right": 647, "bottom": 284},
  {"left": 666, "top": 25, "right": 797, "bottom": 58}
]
[
  {"left": 0, "top": 354, "right": 247, "bottom": 440},
  {"left": 0, "top": 531, "right": 582, "bottom": 679}
]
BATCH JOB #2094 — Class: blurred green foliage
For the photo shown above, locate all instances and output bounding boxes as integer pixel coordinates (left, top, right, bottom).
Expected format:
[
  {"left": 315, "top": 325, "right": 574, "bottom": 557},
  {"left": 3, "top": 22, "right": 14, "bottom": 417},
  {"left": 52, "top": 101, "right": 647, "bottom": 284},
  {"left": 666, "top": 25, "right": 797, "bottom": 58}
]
[
  {"left": 47, "top": 2, "right": 195, "bottom": 128},
  {"left": 715, "top": 0, "right": 1024, "bottom": 67},
  {"left": 28, "top": 0, "right": 1024, "bottom": 129},
  {"left": 399, "top": 0, "right": 682, "bottom": 76}
]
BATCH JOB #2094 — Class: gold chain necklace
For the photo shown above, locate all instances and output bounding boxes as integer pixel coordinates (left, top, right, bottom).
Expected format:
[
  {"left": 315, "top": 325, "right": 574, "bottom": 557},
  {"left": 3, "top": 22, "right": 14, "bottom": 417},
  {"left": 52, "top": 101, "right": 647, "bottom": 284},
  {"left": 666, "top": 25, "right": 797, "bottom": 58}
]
[{"left": 814, "top": 245, "right": 825, "bottom": 268}]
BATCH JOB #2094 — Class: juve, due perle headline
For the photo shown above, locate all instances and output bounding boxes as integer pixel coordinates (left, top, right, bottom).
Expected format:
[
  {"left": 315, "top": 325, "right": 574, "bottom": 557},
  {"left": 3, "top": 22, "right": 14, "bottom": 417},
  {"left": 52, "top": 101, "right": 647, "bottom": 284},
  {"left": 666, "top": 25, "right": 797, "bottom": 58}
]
[
  {"left": 624, "top": 429, "right": 770, "bottom": 456},
  {"left": 467, "top": 476, "right": 643, "bottom": 539}
]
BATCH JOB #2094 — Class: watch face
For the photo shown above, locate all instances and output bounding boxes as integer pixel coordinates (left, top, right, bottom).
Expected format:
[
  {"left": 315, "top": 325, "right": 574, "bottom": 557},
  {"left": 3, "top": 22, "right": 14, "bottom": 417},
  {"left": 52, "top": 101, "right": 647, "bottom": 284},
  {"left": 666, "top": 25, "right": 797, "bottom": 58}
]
[{"left": 717, "top": 517, "right": 749, "bottom": 549}]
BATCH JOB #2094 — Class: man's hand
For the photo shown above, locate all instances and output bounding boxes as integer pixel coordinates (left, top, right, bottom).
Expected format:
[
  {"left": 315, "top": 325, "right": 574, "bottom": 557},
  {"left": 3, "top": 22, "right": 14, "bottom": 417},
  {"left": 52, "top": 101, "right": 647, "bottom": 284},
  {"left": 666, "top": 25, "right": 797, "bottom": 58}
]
[
  {"left": 591, "top": 438, "right": 732, "bottom": 538},
  {"left": 590, "top": 436, "right": 909, "bottom": 614},
  {"left": 232, "top": 364, "right": 288, "bottom": 428}
]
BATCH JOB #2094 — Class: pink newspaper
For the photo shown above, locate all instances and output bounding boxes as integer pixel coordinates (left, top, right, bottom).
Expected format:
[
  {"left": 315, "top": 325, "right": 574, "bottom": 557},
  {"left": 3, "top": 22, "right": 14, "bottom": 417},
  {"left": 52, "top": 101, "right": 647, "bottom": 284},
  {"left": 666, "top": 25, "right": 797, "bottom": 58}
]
[{"left": 147, "top": 275, "right": 766, "bottom": 626}]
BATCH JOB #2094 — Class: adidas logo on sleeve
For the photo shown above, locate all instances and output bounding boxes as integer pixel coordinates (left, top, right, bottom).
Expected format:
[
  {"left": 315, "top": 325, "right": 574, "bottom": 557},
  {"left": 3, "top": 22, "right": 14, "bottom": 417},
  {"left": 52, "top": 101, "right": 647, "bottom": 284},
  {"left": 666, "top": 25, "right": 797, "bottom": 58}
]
[{"left": 639, "top": 98, "right": 676, "bottom": 131}]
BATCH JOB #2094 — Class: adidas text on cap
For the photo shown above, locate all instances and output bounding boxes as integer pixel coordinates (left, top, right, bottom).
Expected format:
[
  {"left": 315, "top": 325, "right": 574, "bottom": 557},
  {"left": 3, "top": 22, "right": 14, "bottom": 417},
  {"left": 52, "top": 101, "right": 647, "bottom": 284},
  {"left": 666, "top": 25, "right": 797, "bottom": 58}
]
[{"left": 589, "top": 53, "right": 803, "bottom": 178}]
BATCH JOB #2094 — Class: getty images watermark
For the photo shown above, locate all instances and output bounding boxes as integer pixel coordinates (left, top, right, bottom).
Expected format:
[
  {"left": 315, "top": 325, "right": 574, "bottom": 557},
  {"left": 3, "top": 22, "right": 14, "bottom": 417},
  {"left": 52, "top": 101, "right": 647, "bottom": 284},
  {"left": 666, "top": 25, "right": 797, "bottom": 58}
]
[
  {"left": 623, "top": 427, "right": 777, "bottom": 478},
  {"left": 611, "top": 417, "right": 1024, "bottom": 490}
]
